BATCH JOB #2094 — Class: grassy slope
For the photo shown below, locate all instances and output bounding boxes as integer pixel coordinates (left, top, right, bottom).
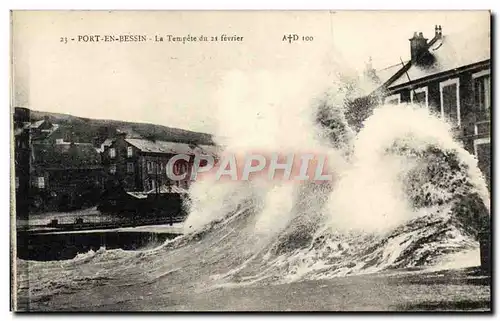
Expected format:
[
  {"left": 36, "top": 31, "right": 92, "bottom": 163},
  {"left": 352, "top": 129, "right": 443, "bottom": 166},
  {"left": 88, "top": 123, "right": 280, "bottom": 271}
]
[{"left": 28, "top": 109, "right": 214, "bottom": 146}]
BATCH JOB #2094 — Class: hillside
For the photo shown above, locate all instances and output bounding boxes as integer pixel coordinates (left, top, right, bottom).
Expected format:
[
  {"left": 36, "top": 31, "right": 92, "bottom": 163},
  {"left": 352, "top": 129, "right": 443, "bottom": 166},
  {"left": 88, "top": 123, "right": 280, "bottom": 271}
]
[{"left": 26, "top": 109, "right": 214, "bottom": 146}]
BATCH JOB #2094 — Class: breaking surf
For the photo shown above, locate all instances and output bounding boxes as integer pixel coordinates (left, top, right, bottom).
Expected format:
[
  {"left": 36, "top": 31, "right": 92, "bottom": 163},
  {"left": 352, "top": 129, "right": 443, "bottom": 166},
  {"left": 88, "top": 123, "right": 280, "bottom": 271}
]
[{"left": 16, "top": 71, "right": 490, "bottom": 308}]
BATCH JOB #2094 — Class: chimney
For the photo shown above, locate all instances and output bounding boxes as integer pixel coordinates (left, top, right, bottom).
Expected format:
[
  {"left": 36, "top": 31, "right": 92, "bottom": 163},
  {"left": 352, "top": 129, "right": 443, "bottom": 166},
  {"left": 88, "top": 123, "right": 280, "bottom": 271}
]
[
  {"left": 409, "top": 31, "right": 428, "bottom": 63},
  {"left": 435, "top": 25, "right": 442, "bottom": 38}
]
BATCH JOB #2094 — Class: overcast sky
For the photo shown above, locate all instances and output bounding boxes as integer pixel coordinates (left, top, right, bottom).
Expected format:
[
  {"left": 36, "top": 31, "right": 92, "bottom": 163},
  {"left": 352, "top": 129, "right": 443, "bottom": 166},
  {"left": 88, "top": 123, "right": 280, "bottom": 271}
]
[{"left": 12, "top": 10, "right": 489, "bottom": 134}]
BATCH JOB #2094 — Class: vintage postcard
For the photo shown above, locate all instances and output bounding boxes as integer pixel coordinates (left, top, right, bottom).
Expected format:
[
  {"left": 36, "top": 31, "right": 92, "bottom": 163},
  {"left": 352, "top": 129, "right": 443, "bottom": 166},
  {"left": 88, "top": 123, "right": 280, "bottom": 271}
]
[{"left": 10, "top": 10, "right": 491, "bottom": 312}]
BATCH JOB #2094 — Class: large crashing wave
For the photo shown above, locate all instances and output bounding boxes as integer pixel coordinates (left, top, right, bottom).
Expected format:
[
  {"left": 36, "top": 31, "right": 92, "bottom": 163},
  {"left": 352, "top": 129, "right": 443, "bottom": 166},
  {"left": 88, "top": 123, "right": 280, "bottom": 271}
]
[
  {"left": 17, "top": 72, "right": 490, "bottom": 303},
  {"left": 169, "top": 77, "right": 489, "bottom": 287}
]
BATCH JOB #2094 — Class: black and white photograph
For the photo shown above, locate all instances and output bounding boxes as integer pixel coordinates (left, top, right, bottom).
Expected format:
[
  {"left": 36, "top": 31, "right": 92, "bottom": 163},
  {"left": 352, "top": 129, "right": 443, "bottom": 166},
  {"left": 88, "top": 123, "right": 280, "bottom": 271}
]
[{"left": 10, "top": 10, "right": 492, "bottom": 312}]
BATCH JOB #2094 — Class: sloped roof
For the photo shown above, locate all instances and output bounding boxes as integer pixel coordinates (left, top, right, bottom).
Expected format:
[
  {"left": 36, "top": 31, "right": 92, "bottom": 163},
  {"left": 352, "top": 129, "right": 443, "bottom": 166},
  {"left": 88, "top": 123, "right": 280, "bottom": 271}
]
[
  {"left": 128, "top": 185, "right": 188, "bottom": 198},
  {"left": 196, "top": 144, "right": 220, "bottom": 157},
  {"left": 125, "top": 138, "right": 219, "bottom": 157},
  {"left": 125, "top": 138, "right": 196, "bottom": 155},
  {"left": 102, "top": 138, "right": 114, "bottom": 146},
  {"left": 27, "top": 120, "right": 46, "bottom": 129},
  {"left": 96, "top": 138, "right": 115, "bottom": 152},
  {"left": 31, "top": 123, "right": 60, "bottom": 141},
  {"left": 387, "top": 28, "right": 490, "bottom": 89},
  {"left": 147, "top": 185, "right": 188, "bottom": 194}
]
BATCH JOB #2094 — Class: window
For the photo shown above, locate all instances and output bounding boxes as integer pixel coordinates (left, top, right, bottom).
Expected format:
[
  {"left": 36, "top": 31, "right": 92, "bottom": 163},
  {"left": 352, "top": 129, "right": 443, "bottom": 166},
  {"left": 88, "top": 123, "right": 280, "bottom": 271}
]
[
  {"left": 109, "top": 148, "right": 116, "bottom": 159},
  {"left": 37, "top": 176, "right": 45, "bottom": 189},
  {"left": 127, "top": 162, "right": 134, "bottom": 173},
  {"left": 474, "top": 138, "right": 491, "bottom": 191},
  {"left": 385, "top": 93, "right": 401, "bottom": 105},
  {"left": 473, "top": 70, "right": 490, "bottom": 113},
  {"left": 151, "top": 179, "right": 156, "bottom": 191},
  {"left": 439, "top": 78, "right": 460, "bottom": 126},
  {"left": 174, "top": 161, "right": 188, "bottom": 175},
  {"left": 127, "top": 146, "right": 133, "bottom": 158},
  {"left": 147, "top": 161, "right": 153, "bottom": 174},
  {"left": 475, "top": 120, "right": 490, "bottom": 136},
  {"left": 110, "top": 164, "right": 116, "bottom": 174},
  {"left": 411, "top": 86, "right": 428, "bottom": 108}
]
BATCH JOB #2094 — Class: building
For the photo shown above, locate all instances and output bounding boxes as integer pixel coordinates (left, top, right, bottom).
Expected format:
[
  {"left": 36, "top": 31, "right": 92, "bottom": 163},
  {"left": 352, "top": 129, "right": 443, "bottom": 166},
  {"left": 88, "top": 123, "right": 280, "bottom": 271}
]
[
  {"left": 13, "top": 108, "right": 31, "bottom": 216},
  {"left": 350, "top": 25, "right": 491, "bottom": 190},
  {"left": 30, "top": 141, "right": 104, "bottom": 212},
  {"left": 12, "top": 107, "right": 218, "bottom": 216},
  {"left": 12, "top": 107, "right": 105, "bottom": 214},
  {"left": 27, "top": 118, "right": 59, "bottom": 142},
  {"left": 101, "top": 132, "right": 217, "bottom": 194},
  {"left": 348, "top": 24, "right": 491, "bottom": 273}
]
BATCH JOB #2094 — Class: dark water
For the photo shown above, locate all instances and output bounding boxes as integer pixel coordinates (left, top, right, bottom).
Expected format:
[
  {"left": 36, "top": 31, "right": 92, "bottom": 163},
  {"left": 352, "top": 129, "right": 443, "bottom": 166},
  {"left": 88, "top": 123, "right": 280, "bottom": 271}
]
[{"left": 16, "top": 231, "right": 180, "bottom": 261}]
